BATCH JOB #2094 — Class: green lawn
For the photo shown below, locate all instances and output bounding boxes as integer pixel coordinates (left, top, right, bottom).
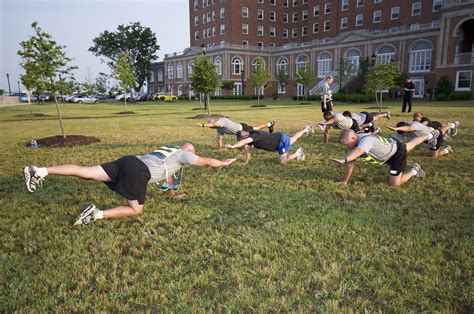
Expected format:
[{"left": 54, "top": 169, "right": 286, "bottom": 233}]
[{"left": 0, "top": 99, "right": 473, "bottom": 311}]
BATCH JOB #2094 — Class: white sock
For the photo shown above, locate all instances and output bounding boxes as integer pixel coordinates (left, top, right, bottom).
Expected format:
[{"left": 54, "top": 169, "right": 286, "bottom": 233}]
[
  {"left": 427, "top": 133, "right": 434, "bottom": 140},
  {"left": 449, "top": 123, "right": 455, "bottom": 129},
  {"left": 267, "top": 122, "right": 271, "bottom": 127},
  {"left": 36, "top": 167, "right": 48, "bottom": 177},
  {"left": 444, "top": 148, "right": 450, "bottom": 154},
  {"left": 94, "top": 210, "right": 104, "bottom": 220},
  {"left": 411, "top": 169, "right": 418, "bottom": 176}
]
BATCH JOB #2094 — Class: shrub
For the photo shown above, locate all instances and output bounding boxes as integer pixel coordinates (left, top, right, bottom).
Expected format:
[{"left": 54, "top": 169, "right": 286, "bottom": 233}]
[
  {"left": 272, "top": 92, "right": 279, "bottom": 101},
  {"left": 436, "top": 76, "right": 454, "bottom": 97},
  {"left": 209, "top": 95, "right": 253, "bottom": 100},
  {"left": 447, "top": 92, "right": 472, "bottom": 100},
  {"left": 436, "top": 93, "right": 447, "bottom": 101}
]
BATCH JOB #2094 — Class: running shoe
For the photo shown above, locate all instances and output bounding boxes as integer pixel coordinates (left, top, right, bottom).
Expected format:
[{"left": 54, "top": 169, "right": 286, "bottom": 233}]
[
  {"left": 411, "top": 163, "right": 425, "bottom": 178},
  {"left": 268, "top": 121, "right": 275, "bottom": 133},
  {"left": 317, "top": 124, "right": 326, "bottom": 131},
  {"left": 305, "top": 124, "right": 315, "bottom": 135},
  {"left": 386, "top": 111, "right": 391, "bottom": 120},
  {"left": 428, "top": 129, "right": 440, "bottom": 150},
  {"left": 296, "top": 147, "right": 305, "bottom": 161},
  {"left": 444, "top": 145, "right": 453, "bottom": 154},
  {"left": 450, "top": 121, "right": 460, "bottom": 136},
  {"left": 73, "top": 203, "right": 98, "bottom": 226},
  {"left": 23, "top": 166, "right": 45, "bottom": 192}
]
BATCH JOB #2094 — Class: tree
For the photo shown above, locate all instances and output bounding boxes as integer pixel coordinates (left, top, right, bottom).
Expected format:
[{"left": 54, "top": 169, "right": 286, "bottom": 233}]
[
  {"left": 89, "top": 22, "right": 159, "bottom": 92},
  {"left": 95, "top": 73, "right": 108, "bottom": 94},
  {"left": 18, "top": 21, "right": 77, "bottom": 138},
  {"left": 435, "top": 75, "right": 454, "bottom": 97},
  {"left": 248, "top": 59, "right": 271, "bottom": 106},
  {"left": 336, "top": 58, "right": 355, "bottom": 101},
  {"left": 113, "top": 52, "right": 135, "bottom": 112},
  {"left": 365, "top": 62, "right": 400, "bottom": 111},
  {"left": 356, "top": 57, "right": 372, "bottom": 94},
  {"left": 277, "top": 68, "right": 289, "bottom": 93},
  {"left": 191, "top": 56, "right": 221, "bottom": 115},
  {"left": 295, "top": 64, "right": 314, "bottom": 101},
  {"left": 20, "top": 67, "right": 39, "bottom": 115}
]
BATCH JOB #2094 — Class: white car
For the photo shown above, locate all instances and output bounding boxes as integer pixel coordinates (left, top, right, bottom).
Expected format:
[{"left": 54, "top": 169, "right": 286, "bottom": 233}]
[
  {"left": 71, "top": 95, "right": 99, "bottom": 103},
  {"left": 115, "top": 92, "right": 139, "bottom": 101}
]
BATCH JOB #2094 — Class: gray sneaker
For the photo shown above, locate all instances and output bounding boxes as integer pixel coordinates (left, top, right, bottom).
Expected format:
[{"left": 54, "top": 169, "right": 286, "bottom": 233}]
[
  {"left": 450, "top": 121, "right": 460, "bottom": 136},
  {"left": 305, "top": 124, "right": 315, "bottom": 135},
  {"left": 73, "top": 203, "right": 98, "bottom": 226},
  {"left": 411, "top": 163, "right": 425, "bottom": 178},
  {"left": 428, "top": 129, "right": 440, "bottom": 149},
  {"left": 386, "top": 111, "right": 391, "bottom": 120},
  {"left": 296, "top": 147, "right": 305, "bottom": 161},
  {"left": 444, "top": 145, "right": 453, "bottom": 154},
  {"left": 24, "top": 166, "right": 45, "bottom": 192}
]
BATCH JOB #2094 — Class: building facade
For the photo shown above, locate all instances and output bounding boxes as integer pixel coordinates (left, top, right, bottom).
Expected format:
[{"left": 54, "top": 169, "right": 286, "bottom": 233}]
[{"left": 160, "top": 0, "right": 473, "bottom": 98}]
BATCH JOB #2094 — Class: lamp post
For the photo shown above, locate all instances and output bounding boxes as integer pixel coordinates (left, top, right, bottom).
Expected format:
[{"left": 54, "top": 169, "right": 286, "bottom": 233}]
[
  {"left": 17, "top": 81, "right": 21, "bottom": 94},
  {"left": 6, "top": 73, "right": 11, "bottom": 95},
  {"left": 241, "top": 70, "right": 245, "bottom": 95}
]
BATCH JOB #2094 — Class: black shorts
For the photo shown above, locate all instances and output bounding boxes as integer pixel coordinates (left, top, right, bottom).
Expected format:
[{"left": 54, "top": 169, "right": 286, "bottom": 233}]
[
  {"left": 100, "top": 156, "right": 151, "bottom": 205},
  {"left": 429, "top": 127, "right": 444, "bottom": 151},
  {"left": 361, "top": 112, "right": 375, "bottom": 133},
  {"left": 240, "top": 123, "right": 254, "bottom": 132},
  {"left": 350, "top": 118, "right": 360, "bottom": 133},
  {"left": 386, "top": 139, "right": 408, "bottom": 176},
  {"left": 321, "top": 100, "right": 333, "bottom": 113}
]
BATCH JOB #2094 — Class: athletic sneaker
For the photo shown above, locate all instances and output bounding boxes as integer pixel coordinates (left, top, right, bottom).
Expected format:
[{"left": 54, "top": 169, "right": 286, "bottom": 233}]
[
  {"left": 305, "top": 124, "right": 315, "bottom": 135},
  {"left": 373, "top": 127, "right": 382, "bottom": 134},
  {"left": 268, "top": 121, "right": 275, "bottom": 133},
  {"left": 73, "top": 203, "right": 98, "bottom": 226},
  {"left": 386, "top": 111, "right": 391, "bottom": 120},
  {"left": 428, "top": 129, "right": 440, "bottom": 150},
  {"left": 317, "top": 124, "right": 326, "bottom": 131},
  {"left": 411, "top": 163, "right": 425, "bottom": 178},
  {"left": 444, "top": 145, "right": 454, "bottom": 154},
  {"left": 24, "top": 166, "right": 45, "bottom": 192},
  {"left": 450, "top": 121, "right": 460, "bottom": 136},
  {"left": 296, "top": 147, "right": 305, "bottom": 161}
]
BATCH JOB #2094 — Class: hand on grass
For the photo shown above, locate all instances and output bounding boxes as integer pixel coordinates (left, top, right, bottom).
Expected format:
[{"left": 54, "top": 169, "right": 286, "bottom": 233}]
[
  {"left": 222, "top": 158, "right": 237, "bottom": 166},
  {"left": 330, "top": 158, "right": 345, "bottom": 164},
  {"left": 224, "top": 144, "right": 233, "bottom": 149},
  {"left": 387, "top": 126, "right": 397, "bottom": 131}
]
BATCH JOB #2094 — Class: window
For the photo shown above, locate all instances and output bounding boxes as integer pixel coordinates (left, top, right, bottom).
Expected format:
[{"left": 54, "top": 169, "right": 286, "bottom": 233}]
[
  {"left": 194, "top": 0, "right": 198, "bottom": 10},
  {"left": 258, "top": 0, "right": 264, "bottom": 3},
  {"left": 374, "top": 0, "right": 381, "bottom": 3},
  {"left": 252, "top": 58, "right": 265, "bottom": 71},
  {"left": 258, "top": 25, "right": 264, "bottom": 36},
  {"left": 376, "top": 45, "right": 396, "bottom": 64},
  {"left": 242, "top": 40, "right": 249, "bottom": 46},
  {"left": 373, "top": 10, "right": 381, "bottom": 23},
  {"left": 410, "top": 23, "right": 420, "bottom": 30},
  {"left": 177, "top": 63, "right": 183, "bottom": 79},
  {"left": 167, "top": 64, "right": 174, "bottom": 79},
  {"left": 232, "top": 57, "right": 243, "bottom": 74},
  {"left": 188, "top": 62, "right": 193, "bottom": 77},
  {"left": 258, "top": 9, "right": 264, "bottom": 19},
  {"left": 391, "top": 6, "right": 400, "bottom": 20},
  {"left": 341, "top": 17, "right": 348, "bottom": 29},
  {"left": 357, "top": 0, "right": 364, "bottom": 7},
  {"left": 433, "top": 0, "right": 443, "bottom": 12},
  {"left": 214, "top": 88, "right": 221, "bottom": 96},
  {"left": 220, "top": 24, "right": 225, "bottom": 35},
  {"left": 356, "top": 14, "right": 363, "bottom": 26},
  {"left": 212, "top": 27, "right": 216, "bottom": 36},
  {"left": 149, "top": 70, "right": 155, "bottom": 82},
  {"left": 302, "top": 26, "right": 308, "bottom": 36},
  {"left": 207, "top": 12, "right": 211, "bottom": 22},
  {"left": 342, "top": 0, "right": 349, "bottom": 10},
  {"left": 313, "top": 5, "right": 320, "bottom": 16},
  {"left": 456, "top": 71, "right": 472, "bottom": 91},
  {"left": 412, "top": 2, "right": 421, "bottom": 16},
  {"left": 303, "top": 10, "right": 308, "bottom": 20},
  {"left": 324, "top": 20, "right": 330, "bottom": 31},
  {"left": 242, "top": 24, "right": 248, "bottom": 34},
  {"left": 409, "top": 41, "right": 432, "bottom": 72},
  {"left": 283, "top": 13, "right": 289, "bottom": 23},
  {"left": 283, "top": 0, "right": 288, "bottom": 7},
  {"left": 296, "top": 55, "right": 308, "bottom": 74},
  {"left": 313, "top": 23, "right": 319, "bottom": 33},
  {"left": 318, "top": 52, "right": 332, "bottom": 78},
  {"left": 270, "top": 11, "right": 276, "bottom": 21},
  {"left": 270, "top": 0, "right": 276, "bottom": 4},
  {"left": 277, "top": 58, "right": 288, "bottom": 74},
  {"left": 212, "top": 11, "right": 215, "bottom": 21},
  {"left": 270, "top": 43, "right": 276, "bottom": 47},
  {"left": 194, "top": 16, "right": 199, "bottom": 26},
  {"left": 283, "top": 28, "right": 288, "bottom": 38},
  {"left": 303, "top": 0, "right": 308, "bottom": 3},
  {"left": 214, "top": 58, "right": 222, "bottom": 75},
  {"left": 194, "top": 31, "right": 199, "bottom": 40},
  {"left": 344, "top": 48, "right": 361, "bottom": 72},
  {"left": 220, "top": 8, "right": 225, "bottom": 18},
  {"left": 255, "top": 86, "right": 264, "bottom": 96},
  {"left": 157, "top": 69, "right": 163, "bottom": 81},
  {"left": 177, "top": 85, "right": 183, "bottom": 96},
  {"left": 293, "top": 12, "right": 298, "bottom": 22},
  {"left": 278, "top": 83, "right": 286, "bottom": 94},
  {"left": 258, "top": 42, "right": 264, "bottom": 49},
  {"left": 292, "top": 28, "right": 298, "bottom": 37},
  {"left": 270, "top": 27, "right": 276, "bottom": 37},
  {"left": 234, "top": 82, "right": 242, "bottom": 95},
  {"left": 293, "top": 0, "right": 298, "bottom": 5},
  {"left": 242, "top": 7, "right": 248, "bottom": 18},
  {"left": 325, "top": 3, "right": 331, "bottom": 14}
]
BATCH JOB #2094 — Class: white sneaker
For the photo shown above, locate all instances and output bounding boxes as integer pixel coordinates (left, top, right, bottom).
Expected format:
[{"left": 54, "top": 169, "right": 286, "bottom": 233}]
[
  {"left": 428, "top": 129, "right": 440, "bottom": 150},
  {"left": 73, "top": 203, "right": 98, "bottom": 226},
  {"left": 444, "top": 145, "right": 453, "bottom": 154},
  {"left": 411, "top": 163, "right": 425, "bottom": 178},
  {"left": 24, "top": 166, "right": 45, "bottom": 192},
  {"left": 317, "top": 124, "right": 326, "bottom": 131},
  {"left": 296, "top": 147, "right": 305, "bottom": 161},
  {"left": 305, "top": 124, "right": 315, "bottom": 135},
  {"left": 450, "top": 121, "right": 460, "bottom": 136}
]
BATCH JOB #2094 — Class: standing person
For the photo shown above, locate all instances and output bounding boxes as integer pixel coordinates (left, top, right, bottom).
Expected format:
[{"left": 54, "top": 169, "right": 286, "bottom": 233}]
[
  {"left": 24, "top": 143, "right": 237, "bottom": 225},
  {"left": 402, "top": 78, "right": 416, "bottom": 113},
  {"left": 318, "top": 111, "right": 360, "bottom": 144},
  {"left": 321, "top": 75, "right": 334, "bottom": 113},
  {"left": 225, "top": 124, "right": 315, "bottom": 165},
  {"left": 330, "top": 129, "right": 439, "bottom": 186},
  {"left": 197, "top": 117, "right": 275, "bottom": 149}
]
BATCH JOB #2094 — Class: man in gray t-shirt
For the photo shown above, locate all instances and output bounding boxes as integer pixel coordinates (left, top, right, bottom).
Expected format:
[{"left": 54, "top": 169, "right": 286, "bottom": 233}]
[
  {"left": 23, "top": 142, "right": 236, "bottom": 226},
  {"left": 198, "top": 117, "right": 275, "bottom": 149},
  {"left": 318, "top": 111, "right": 360, "bottom": 144},
  {"left": 329, "top": 129, "right": 439, "bottom": 186}
]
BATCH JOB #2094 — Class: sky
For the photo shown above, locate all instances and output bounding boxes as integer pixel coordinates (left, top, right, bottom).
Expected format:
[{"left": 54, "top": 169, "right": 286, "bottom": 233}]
[{"left": 0, "top": 0, "right": 189, "bottom": 92}]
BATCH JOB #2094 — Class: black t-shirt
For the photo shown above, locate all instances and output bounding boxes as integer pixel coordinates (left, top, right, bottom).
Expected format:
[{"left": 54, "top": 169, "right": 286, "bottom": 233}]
[
  {"left": 403, "top": 82, "right": 415, "bottom": 95},
  {"left": 249, "top": 130, "right": 282, "bottom": 151}
]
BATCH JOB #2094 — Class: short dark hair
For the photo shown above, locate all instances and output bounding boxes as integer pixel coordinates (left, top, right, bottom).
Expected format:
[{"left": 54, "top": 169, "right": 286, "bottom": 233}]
[
  {"left": 342, "top": 111, "right": 352, "bottom": 117},
  {"left": 323, "top": 110, "right": 333, "bottom": 120},
  {"left": 420, "top": 117, "right": 431, "bottom": 124},
  {"left": 396, "top": 121, "right": 408, "bottom": 134}
]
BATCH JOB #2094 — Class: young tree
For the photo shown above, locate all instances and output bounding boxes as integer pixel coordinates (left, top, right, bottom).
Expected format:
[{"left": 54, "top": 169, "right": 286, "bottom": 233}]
[
  {"left": 336, "top": 58, "right": 355, "bottom": 101},
  {"left": 89, "top": 22, "right": 159, "bottom": 92},
  {"left": 356, "top": 57, "right": 372, "bottom": 94},
  {"left": 277, "top": 68, "right": 289, "bottom": 94},
  {"left": 248, "top": 58, "right": 271, "bottom": 106},
  {"left": 113, "top": 52, "right": 135, "bottom": 112},
  {"left": 191, "top": 56, "right": 221, "bottom": 115},
  {"left": 18, "top": 21, "right": 77, "bottom": 138},
  {"left": 295, "top": 64, "right": 314, "bottom": 101},
  {"left": 95, "top": 73, "right": 108, "bottom": 94},
  {"left": 365, "top": 62, "right": 400, "bottom": 111},
  {"left": 20, "top": 67, "right": 39, "bottom": 115}
]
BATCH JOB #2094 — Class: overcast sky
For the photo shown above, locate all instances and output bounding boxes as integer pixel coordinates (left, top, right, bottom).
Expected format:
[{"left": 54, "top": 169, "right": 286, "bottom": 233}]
[{"left": 0, "top": 0, "right": 189, "bottom": 92}]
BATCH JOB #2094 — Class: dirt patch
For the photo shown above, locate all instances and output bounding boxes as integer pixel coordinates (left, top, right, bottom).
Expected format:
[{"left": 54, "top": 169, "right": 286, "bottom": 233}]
[
  {"left": 192, "top": 107, "right": 207, "bottom": 111},
  {"left": 116, "top": 111, "right": 136, "bottom": 115},
  {"left": 189, "top": 114, "right": 225, "bottom": 119},
  {"left": 17, "top": 113, "right": 49, "bottom": 117},
  {"left": 250, "top": 104, "right": 267, "bottom": 108},
  {"left": 30, "top": 135, "right": 101, "bottom": 148}
]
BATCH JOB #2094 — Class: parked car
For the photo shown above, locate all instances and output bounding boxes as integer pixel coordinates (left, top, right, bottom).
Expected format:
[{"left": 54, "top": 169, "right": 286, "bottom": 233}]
[
  {"left": 20, "top": 93, "right": 38, "bottom": 102},
  {"left": 153, "top": 93, "right": 178, "bottom": 101},
  {"left": 39, "top": 93, "right": 53, "bottom": 101},
  {"left": 66, "top": 94, "right": 84, "bottom": 102},
  {"left": 92, "top": 94, "right": 108, "bottom": 100},
  {"left": 115, "top": 92, "right": 139, "bottom": 101},
  {"left": 70, "top": 94, "right": 99, "bottom": 104}
]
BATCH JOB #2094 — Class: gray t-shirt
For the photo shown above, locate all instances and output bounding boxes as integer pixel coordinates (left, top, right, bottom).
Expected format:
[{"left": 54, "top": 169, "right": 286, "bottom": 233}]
[
  {"left": 331, "top": 113, "right": 353, "bottom": 130},
  {"left": 356, "top": 134, "right": 397, "bottom": 163},
  {"left": 351, "top": 112, "right": 367, "bottom": 125},
  {"left": 407, "top": 121, "right": 431, "bottom": 139},
  {"left": 216, "top": 118, "right": 242, "bottom": 136},
  {"left": 136, "top": 149, "right": 199, "bottom": 183},
  {"left": 321, "top": 82, "right": 333, "bottom": 101}
]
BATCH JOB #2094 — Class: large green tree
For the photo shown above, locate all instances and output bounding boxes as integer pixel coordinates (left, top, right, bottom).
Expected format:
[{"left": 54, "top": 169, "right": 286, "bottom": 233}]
[
  {"left": 113, "top": 52, "right": 136, "bottom": 113},
  {"left": 191, "top": 56, "right": 221, "bottom": 115},
  {"left": 365, "top": 62, "right": 400, "bottom": 111},
  {"left": 18, "top": 21, "right": 77, "bottom": 138},
  {"left": 89, "top": 22, "right": 159, "bottom": 92},
  {"left": 248, "top": 58, "right": 271, "bottom": 106}
]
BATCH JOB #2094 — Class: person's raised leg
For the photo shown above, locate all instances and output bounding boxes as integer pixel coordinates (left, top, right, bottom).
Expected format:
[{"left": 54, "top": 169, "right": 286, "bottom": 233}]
[
  {"left": 47, "top": 165, "right": 111, "bottom": 181},
  {"left": 290, "top": 125, "right": 313, "bottom": 144}
]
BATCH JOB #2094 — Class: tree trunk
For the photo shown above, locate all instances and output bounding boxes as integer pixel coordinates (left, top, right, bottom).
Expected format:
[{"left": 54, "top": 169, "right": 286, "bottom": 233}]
[
  {"left": 199, "top": 93, "right": 202, "bottom": 108},
  {"left": 53, "top": 95, "right": 66, "bottom": 138},
  {"left": 206, "top": 94, "right": 210, "bottom": 116},
  {"left": 28, "top": 89, "right": 32, "bottom": 115},
  {"left": 375, "top": 91, "right": 379, "bottom": 109},
  {"left": 124, "top": 95, "right": 128, "bottom": 112},
  {"left": 379, "top": 90, "right": 383, "bottom": 112},
  {"left": 257, "top": 91, "right": 260, "bottom": 106}
]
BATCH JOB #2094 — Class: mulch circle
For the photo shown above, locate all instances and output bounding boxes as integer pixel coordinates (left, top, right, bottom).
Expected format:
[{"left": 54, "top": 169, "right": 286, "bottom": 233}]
[
  {"left": 116, "top": 111, "right": 136, "bottom": 115},
  {"left": 17, "top": 113, "right": 49, "bottom": 117},
  {"left": 29, "top": 135, "right": 100, "bottom": 148},
  {"left": 189, "top": 114, "right": 225, "bottom": 119},
  {"left": 250, "top": 104, "right": 267, "bottom": 108}
]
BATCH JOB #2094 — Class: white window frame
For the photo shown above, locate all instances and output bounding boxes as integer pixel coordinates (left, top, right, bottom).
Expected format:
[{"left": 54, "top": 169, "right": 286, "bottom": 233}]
[
  {"left": 296, "top": 56, "right": 308, "bottom": 74},
  {"left": 278, "top": 83, "right": 286, "bottom": 94},
  {"left": 342, "top": 0, "right": 349, "bottom": 11},
  {"left": 234, "top": 82, "right": 242, "bottom": 95},
  {"left": 313, "top": 5, "right": 320, "bottom": 16},
  {"left": 232, "top": 57, "right": 243, "bottom": 75},
  {"left": 356, "top": 14, "right": 363, "bottom": 26},
  {"left": 188, "top": 62, "right": 193, "bottom": 77},
  {"left": 303, "top": 10, "right": 308, "bottom": 20},
  {"left": 292, "top": 28, "right": 298, "bottom": 38},
  {"left": 220, "top": 7, "right": 225, "bottom": 18},
  {"left": 242, "top": 7, "right": 248, "bottom": 18},
  {"left": 214, "top": 58, "right": 222, "bottom": 75},
  {"left": 167, "top": 64, "right": 174, "bottom": 79},
  {"left": 269, "top": 27, "right": 276, "bottom": 37},
  {"left": 177, "top": 63, "right": 183, "bottom": 79},
  {"left": 409, "top": 47, "right": 432, "bottom": 73},
  {"left": 270, "top": 11, "right": 276, "bottom": 21},
  {"left": 391, "top": 6, "right": 400, "bottom": 20},
  {"left": 433, "top": 0, "right": 443, "bottom": 12},
  {"left": 220, "top": 24, "right": 225, "bottom": 35},
  {"left": 318, "top": 53, "right": 332, "bottom": 78},
  {"left": 302, "top": 26, "right": 308, "bottom": 36},
  {"left": 283, "top": 13, "right": 289, "bottom": 23},
  {"left": 313, "top": 22, "right": 319, "bottom": 33},
  {"left": 325, "top": 3, "right": 331, "bottom": 14},
  {"left": 341, "top": 17, "right": 348, "bottom": 29},
  {"left": 455, "top": 70, "right": 472, "bottom": 91},
  {"left": 258, "top": 9, "right": 264, "bottom": 20},
  {"left": 373, "top": 10, "right": 381, "bottom": 23},
  {"left": 277, "top": 58, "right": 288, "bottom": 74},
  {"left": 357, "top": 0, "right": 364, "bottom": 7},
  {"left": 412, "top": 2, "right": 421, "bottom": 16},
  {"left": 242, "top": 24, "right": 248, "bottom": 34},
  {"left": 258, "top": 25, "right": 264, "bottom": 36},
  {"left": 283, "top": 28, "right": 288, "bottom": 38},
  {"left": 324, "top": 20, "right": 330, "bottom": 31},
  {"left": 293, "top": 12, "right": 298, "bottom": 22}
]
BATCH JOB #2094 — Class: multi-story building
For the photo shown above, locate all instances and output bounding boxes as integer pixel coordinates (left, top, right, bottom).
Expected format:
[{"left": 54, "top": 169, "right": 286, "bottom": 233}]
[{"left": 160, "top": 0, "right": 473, "bottom": 98}]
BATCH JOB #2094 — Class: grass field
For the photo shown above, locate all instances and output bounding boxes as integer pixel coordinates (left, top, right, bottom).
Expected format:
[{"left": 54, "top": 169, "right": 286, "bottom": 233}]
[{"left": 0, "top": 99, "right": 473, "bottom": 311}]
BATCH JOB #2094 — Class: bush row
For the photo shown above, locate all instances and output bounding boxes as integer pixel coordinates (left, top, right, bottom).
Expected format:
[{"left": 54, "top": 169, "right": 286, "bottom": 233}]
[{"left": 436, "top": 92, "right": 472, "bottom": 101}]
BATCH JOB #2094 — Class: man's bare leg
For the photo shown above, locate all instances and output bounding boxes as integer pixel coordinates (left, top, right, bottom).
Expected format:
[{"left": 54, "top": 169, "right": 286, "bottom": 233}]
[
  {"left": 290, "top": 127, "right": 311, "bottom": 144},
  {"left": 389, "top": 172, "right": 414, "bottom": 187},
  {"left": 279, "top": 153, "right": 298, "bottom": 164},
  {"left": 47, "top": 165, "right": 111, "bottom": 181},
  {"left": 102, "top": 199, "right": 144, "bottom": 218}
]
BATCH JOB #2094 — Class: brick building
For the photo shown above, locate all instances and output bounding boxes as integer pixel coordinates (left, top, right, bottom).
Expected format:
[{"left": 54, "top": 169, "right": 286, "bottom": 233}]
[{"left": 156, "top": 0, "right": 473, "bottom": 98}]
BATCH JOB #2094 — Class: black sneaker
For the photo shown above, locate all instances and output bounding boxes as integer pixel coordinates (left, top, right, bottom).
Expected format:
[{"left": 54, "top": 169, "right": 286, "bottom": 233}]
[
  {"left": 268, "top": 121, "right": 275, "bottom": 133},
  {"left": 428, "top": 129, "right": 440, "bottom": 150},
  {"left": 24, "top": 166, "right": 45, "bottom": 192},
  {"left": 73, "top": 203, "right": 98, "bottom": 226}
]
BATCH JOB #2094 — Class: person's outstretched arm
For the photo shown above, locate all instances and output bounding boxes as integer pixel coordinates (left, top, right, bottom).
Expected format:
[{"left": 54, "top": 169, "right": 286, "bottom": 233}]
[
  {"left": 192, "top": 157, "right": 237, "bottom": 167},
  {"left": 330, "top": 148, "right": 365, "bottom": 184},
  {"left": 225, "top": 137, "right": 253, "bottom": 149},
  {"left": 387, "top": 125, "right": 417, "bottom": 132},
  {"left": 197, "top": 121, "right": 222, "bottom": 129}
]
